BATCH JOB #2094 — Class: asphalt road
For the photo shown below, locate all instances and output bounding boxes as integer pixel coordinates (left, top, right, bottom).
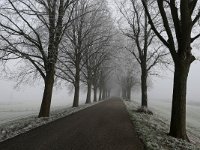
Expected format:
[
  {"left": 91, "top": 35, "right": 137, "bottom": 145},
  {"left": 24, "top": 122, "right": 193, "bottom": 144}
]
[{"left": 0, "top": 98, "right": 144, "bottom": 150}]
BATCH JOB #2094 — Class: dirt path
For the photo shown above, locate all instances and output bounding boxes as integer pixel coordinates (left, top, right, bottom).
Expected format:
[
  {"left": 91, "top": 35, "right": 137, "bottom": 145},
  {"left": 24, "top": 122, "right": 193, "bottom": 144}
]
[{"left": 0, "top": 98, "right": 144, "bottom": 150}]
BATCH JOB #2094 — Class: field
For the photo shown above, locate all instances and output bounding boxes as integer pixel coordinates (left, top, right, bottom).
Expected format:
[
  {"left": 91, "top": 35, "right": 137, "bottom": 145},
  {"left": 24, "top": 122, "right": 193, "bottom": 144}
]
[
  {"left": 137, "top": 99, "right": 200, "bottom": 140},
  {"left": 0, "top": 102, "right": 67, "bottom": 125},
  {"left": 0, "top": 94, "right": 87, "bottom": 125},
  {"left": 148, "top": 100, "right": 200, "bottom": 129}
]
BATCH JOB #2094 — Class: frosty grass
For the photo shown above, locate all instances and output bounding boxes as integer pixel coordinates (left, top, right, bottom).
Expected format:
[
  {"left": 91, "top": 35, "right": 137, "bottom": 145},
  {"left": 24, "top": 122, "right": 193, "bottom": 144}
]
[
  {"left": 0, "top": 101, "right": 101, "bottom": 142},
  {"left": 124, "top": 100, "right": 200, "bottom": 150}
]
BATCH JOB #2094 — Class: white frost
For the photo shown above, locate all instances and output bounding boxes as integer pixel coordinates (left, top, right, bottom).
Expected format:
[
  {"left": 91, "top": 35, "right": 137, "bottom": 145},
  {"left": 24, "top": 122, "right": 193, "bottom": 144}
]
[
  {"left": 0, "top": 101, "right": 101, "bottom": 142},
  {"left": 124, "top": 100, "right": 200, "bottom": 150}
]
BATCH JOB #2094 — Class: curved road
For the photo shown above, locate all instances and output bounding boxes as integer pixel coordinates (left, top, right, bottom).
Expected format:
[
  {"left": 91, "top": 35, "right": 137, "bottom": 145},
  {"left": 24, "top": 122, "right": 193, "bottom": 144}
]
[{"left": 0, "top": 98, "right": 144, "bottom": 150}]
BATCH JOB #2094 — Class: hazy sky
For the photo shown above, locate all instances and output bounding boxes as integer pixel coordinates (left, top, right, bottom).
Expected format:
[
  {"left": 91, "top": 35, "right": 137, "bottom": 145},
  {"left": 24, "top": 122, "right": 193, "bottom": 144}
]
[{"left": 0, "top": 0, "right": 200, "bottom": 109}]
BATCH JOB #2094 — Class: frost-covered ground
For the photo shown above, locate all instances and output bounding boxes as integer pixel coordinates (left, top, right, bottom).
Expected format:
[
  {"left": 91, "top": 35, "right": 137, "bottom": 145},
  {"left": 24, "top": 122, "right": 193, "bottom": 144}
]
[
  {"left": 124, "top": 100, "right": 200, "bottom": 150},
  {"left": 0, "top": 101, "right": 101, "bottom": 142},
  {"left": 0, "top": 102, "right": 70, "bottom": 125},
  {"left": 148, "top": 100, "right": 200, "bottom": 145},
  {"left": 0, "top": 93, "right": 88, "bottom": 125},
  {"left": 148, "top": 100, "right": 200, "bottom": 128},
  {"left": 0, "top": 80, "right": 88, "bottom": 125}
]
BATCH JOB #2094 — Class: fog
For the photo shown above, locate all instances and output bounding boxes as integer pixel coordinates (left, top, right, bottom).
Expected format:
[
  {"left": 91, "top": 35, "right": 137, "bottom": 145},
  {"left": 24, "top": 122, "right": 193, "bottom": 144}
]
[
  {"left": 106, "top": 0, "right": 200, "bottom": 104},
  {"left": 149, "top": 61, "right": 200, "bottom": 103},
  {"left": 0, "top": 79, "right": 87, "bottom": 107},
  {"left": 0, "top": 59, "right": 199, "bottom": 108}
]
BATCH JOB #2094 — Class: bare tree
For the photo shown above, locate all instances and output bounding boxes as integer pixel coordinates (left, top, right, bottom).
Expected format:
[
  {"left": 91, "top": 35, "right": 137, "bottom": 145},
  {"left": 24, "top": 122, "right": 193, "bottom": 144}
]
[
  {"left": 83, "top": 42, "right": 112, "bottom": 103},
  {"left": 117, "top": 0, "right": 168, "bottom": 112},
  {"left": 0, "top": 0, "right": 77, "bottom": 117},
  {"left": 81, "top": 7, "right": 114, "bottom": 104},
  {"left": 112, "top": 40, "right": 140, "bottom": 101},
  {"left": 56, "top": 0, "right": 113, "bottom": 106},
  {"left": 117, "top": 63, "right": 139, "bottom": 101},
  {"left": 142, "top": 0, "right": 200, "bottom": 140}
]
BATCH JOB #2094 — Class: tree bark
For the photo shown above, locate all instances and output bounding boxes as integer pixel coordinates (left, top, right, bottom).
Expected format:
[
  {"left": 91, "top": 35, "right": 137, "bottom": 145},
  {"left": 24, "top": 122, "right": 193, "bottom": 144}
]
[
  {"left": 99, "top": 87, "right": 102, "bottom": 101},
  {"left": 169, "top": 60, "right": 191, "bottom": 140},
  {"left": 127, "top": 87, "right": 131, "bottom": 101},
  {"left": 73, "top": 80, "right": 80, "bottom": 107},
  {"left": 93, "top": 85, "right": 97, "bottom": 102},
  {"left": 85, "top": 81, "right": 92, "bottom": 104},
  {"left": 141, "top": 68, "right": 148, "bottom": 107},
  {"left": 105, "top": 90, "right": 108, "bottom": 98},
  {"left": 38, "top": 70, "right": 55, "bottom": 117},
  {"left": 73, "top": 63, "right": 80, "bottom": 107},
  {"left": 102, "top": 89, "right": 106, "bottom": 99},
  {"left": 122, "top": 88, "right": 126, "bottom": 99}
]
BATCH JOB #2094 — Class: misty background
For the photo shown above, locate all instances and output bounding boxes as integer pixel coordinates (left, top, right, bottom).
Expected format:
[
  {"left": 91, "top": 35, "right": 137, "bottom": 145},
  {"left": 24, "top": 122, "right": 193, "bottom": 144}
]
[{"left": 1, "top": 61, "right": 200, "bottom": 105}]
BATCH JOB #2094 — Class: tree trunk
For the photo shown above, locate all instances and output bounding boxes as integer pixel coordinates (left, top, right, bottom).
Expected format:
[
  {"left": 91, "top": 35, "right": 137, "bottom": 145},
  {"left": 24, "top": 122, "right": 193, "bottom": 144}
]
[
  {"left": 38, "top": 70, "right": 55, "bottom": 117},
  {"left": 122, "top": 88, "right": 126, "bottom": 99},
  {"left": 85, "top": 81, "right": 92, "bottom": 104},
  {"left": 105, "top": 90, "right": 108, "bottom": 98},
  {"left": 127, "top": 87, "right": 131, "bottom": 101},
  {"left": 102, "top": 89, "right": 106, "bottom": 99},
  {"left": 169, "top": 61, "right": 191, "bottom": 140},
  {"left": 73, "top": 63, "right": 80, "bottom": 107},
  {"left": 93, "top": 85, "right": 97, "bottom": 102},
  {"left": 108, "top": 89, "right": 111, "bottom": 98},
  {"left": 99, "top": 88, "right": 102, "bottom": 101},
  {"left": 141, "top": 68, "right": 148, "bottom": 107},
  {"left": 73, "top": 81, "right": 80, "bottom": 107}
]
